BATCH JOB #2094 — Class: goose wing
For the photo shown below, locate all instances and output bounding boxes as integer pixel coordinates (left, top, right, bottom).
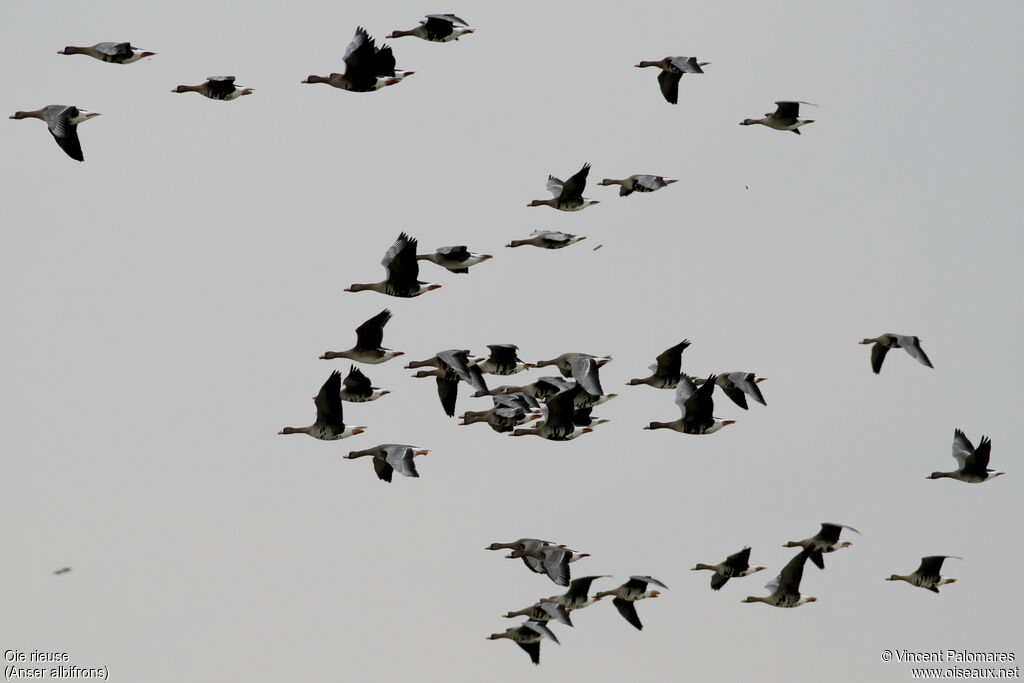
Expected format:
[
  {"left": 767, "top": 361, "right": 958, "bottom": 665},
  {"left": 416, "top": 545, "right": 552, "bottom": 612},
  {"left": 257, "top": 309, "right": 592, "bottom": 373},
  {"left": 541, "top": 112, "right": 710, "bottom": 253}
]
[
  {"left": 384, "top": 445, "right": 419, "bottom": 478},
  {"left": 724, "top": 546, "right": 753, "bottom": 572},
  {"left": 569, "top": 356, "right": 604, "bottom": 397},
  {"left": 870, "top": 343, "right": 890, "bottom": 374},
  {"left": 962, "top": 436, "right": 992, "bottom": 474},
  {"left": 896, "top": 335, "right": 933, "bottom": 368},
  {"left": 46, "top": 106, "right": 85, "bottom": 161},
  {"left": 382, "top": 232, "right": 420, "bottom": 292},
  {"left": 726, "top": 372, "right": 766, "bottom": 406},
  {"left": 314, "top": 371, "right": 345, "bottom": 429},
  {"left": 559, "top": 163, "right": 591, "bottom": 200},
  {"left": 654, "top": 340, "right": 690, "bottom": 377},
  {"left": 951, "top": 428, "right": 975, "bottom": 467},
  {"left": 355, "top": 309, "right": 391, "bottom": 350},
  {"left": 343, "top": 366, "right": 372, "bottom": 394},
  {"left": 612, "top": 598, "right": 644, "bottom": 630},
  {"left": 657, "top": 70, "right": 682, "bottom": 104}
]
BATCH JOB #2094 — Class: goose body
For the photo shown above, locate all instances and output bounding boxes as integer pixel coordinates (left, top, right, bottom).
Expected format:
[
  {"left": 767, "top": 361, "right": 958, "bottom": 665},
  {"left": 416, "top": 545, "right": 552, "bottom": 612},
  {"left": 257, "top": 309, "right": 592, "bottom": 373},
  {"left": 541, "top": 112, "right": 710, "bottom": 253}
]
[
  {"left": 460, "top": 393, "right": 540, "bottom": 432},
  {"left": 693, "top": 372, "right": 766, "bottom": 410},
  {"left": 345, "top": 443, "right": 428, "bottom": 482},
  {"left": 417, "top": 246, "right": 492, "bottom": 273},
  {"left": 595, "top": 576, "right": 667, "bottom": 630},
  {"left": 279, "top": 371, "right": 366, "bottom": 440},
  {"left": 302, "top": 27, "right": 412, "bottom": 92},
  {"left": 692, "top": 547, "right": 766, "bottom": 590},
  {"left": 507, "top": 545, "right": 589, "bottom": 587},
  {"left": 929, "top": 429, "right": 1002, "bottom": 483},
  {"left": 859, "top": 333, "right": 933, "bottom": 373},
  {"left": 320, "top": 309, "right": 403, "bottom": 363},
  {"left": 644, "top": 374, "right": 735, "bottom": 435},
  {"left": 887, "top": 556, "right": 960, "bottom": 593},
  {"left": 742, "top": 549, "right": 816, "bottom": 607},
  {"left": 10, "top": 105, "right": 100, "bottom": 161},
  {"left": 542, "top": 575, "right": 609, "bottom": 612},
  {"left": 598, "top": 174, "right": 678, "bottom": 196},
  {"left": 635, "top": 56, "right": 709, "bottom": 104},
  {"left": 504, "top": 601, "right": 572, "bottom": 627},
  {"left": 345, "top": 233, "right": 441, "bottom": 297},
  {"left": 337, "top": 366, "right": 389, "bottom": 402},
  {"left": 410, "top": 349, "right": 489, "bottom": 417},
  {"left": 627, "top": 341, "right": 690, "bottom": 388},
  {"left": 506, "top": 230, "right": 587, "bottom": 249},
  {"left": 387, "top": 14, "right": 474, "bottom": 42},
  {"left": 477, "top": 344, "right": 530, "bottom": 375},
  {"left": 486, "top": 621, "right": 559, "bottom": 665},
  {"left": 740, "top": 100, "right": 816, "bottom": 134},
  {"left": 784, "top": 523, "right": 860, "bottom": 570},
  {"left": 510, "top": 386, "right": 594, "bottom": 441},
  {"left": 528, "top": 163, "right": 599, "bottom": 211},
  {"left": 58, "top": 42, "right": 155, "bottom": 64},
  {"left": 173, "top": 76, "right": 253, "bottom": 100}
]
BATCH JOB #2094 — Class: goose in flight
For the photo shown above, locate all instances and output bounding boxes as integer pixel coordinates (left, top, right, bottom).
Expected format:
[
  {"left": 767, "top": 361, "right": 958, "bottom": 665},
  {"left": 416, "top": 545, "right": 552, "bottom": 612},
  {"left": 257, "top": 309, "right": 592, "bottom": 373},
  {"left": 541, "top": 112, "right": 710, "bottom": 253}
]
[
  {"left": 595, "top": 576, "right": 667, "bottom": 630},
  {"left": 410, "top": 349, "right": 488, "bottom": 417},
  {"left": 345, "top": 444, "right": 428, "bottom": 482},
  {"left": 337, "top": 366, "right": 389, "bottom": 402},
  {"left": 635, "top": 56, "right": 709, "bottom": 104},
  {"left": 279, "top": 371, "right": 366, "bottom": 440},
  {"left": 886, "top": 556, "right": 961, "bottom": 593},
  {"left": 58, "top": 42, "right": 154, "bottom": 64},
  {"left": 10, "top": 105, "right": 100, "bottom": 161},
  {"left": 387, "top": 14, "right": 474, "bottom": 42},
  {"left": 506, "top": 230, "right": 587, "bottom": 249},
  {"left": 477, "top": 344, "right": 531, "bottom": 376},
  {"left": 692, "top": 547, "right": 766, "bottom": 590},
  {"left": 627, "top": 341, "right": 691, "bottom": 389},
  {"left": 172, "top": 76, "right": 253, "bottom": 100},
  {"left": 859, "top": 333, "right": 933, "bottom": 374},
  {"left": 740, "top": 101, "right": 816, "bottom": 134},
  {"left": 928, "top": 429, "right": 1002, "bottom": 483},
  {"left": 507, "top": 545, "right": 589, "bottom": 586},
  {"left": 503, "top": 601, "right": 572, "bottom": 627},
  {"left": 598, "top": 174, "right": 678, "bottom": 196},
  {"left": 486, "top": 620, "right": 559, "bottom": 665},
  {"left": 511, "top": 385, "right": 594, "bottom": 441},
  {"left": 528, "top": 163, "right": 600, "bottom": 211},
  {"left": 320, "top": 309, "right": 403, "bottom": 363},
  {"left": 417, "top": 245, "right": 492, "bottom": 274},
  {"left": 693, "top": 372, "right": 766, "bottom": 410},
  {"left": 460, "top": 393, "right": 540, "bottom": 433},
  {"left": 345, "top": 233, "right": 441, "bottom": 297},
  {"left": 742, "top": 549, "right": 816, "bottom": 607},
  {"left": 533, "top": 353, "right": 612, "bottom": 380},
  {"left": 644, "top": 374, "right": 735, "bottom": 435},
  {"left": 784, "top": 523, "right": 860, "bottom": 570},
  {"left": 302, "top": 27, "right": 412, "bottom": 92}
]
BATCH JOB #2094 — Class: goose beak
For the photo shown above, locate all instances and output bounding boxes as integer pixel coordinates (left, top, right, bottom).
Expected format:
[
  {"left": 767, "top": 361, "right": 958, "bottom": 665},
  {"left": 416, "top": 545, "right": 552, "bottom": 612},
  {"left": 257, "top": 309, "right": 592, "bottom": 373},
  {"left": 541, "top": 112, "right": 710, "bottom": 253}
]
[
  {"left": 350, "top": 428, "right": 365, "bottom": 436},
  {"left": 415, "top": 449, "right": 430, "bottom": 456},
  {"left": 664, "top": 178, "right": 678, "bottom": 184},
  {"left": 240, "top": 89, "right": 254, "bottom": 96},
  {"left": 141, "top": 51, "right": 156, "bottom": 58}
]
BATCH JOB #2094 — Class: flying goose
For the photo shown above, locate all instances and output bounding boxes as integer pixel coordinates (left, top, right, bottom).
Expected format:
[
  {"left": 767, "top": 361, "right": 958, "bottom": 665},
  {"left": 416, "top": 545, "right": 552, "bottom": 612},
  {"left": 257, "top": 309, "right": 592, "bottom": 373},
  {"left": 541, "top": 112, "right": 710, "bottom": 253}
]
[
  {"left": 507, "top": 545, "right": 589, "bottom": 587},
  {"left": 410, "top": 349, "right": 488, "bottom": 417},
  {"left": 387, "top": 14, "right": 474, "bottom": 42},
  {"left": 10, "top": 105, "right": 100, "bottom": 162},
  {"left": 54, "top": 567, "right": 72, "bottom": 575},
  {"left": 859, "top": 333, "right": 933, "bottom": 374},
  {"left": 886, "top": 556, "right": 961, "bottom": 593},
  {"left": 416, "top": 245, "right": 492, "bottom": 274},
  {"left": 58, "top": 42, "right": 155, "bottom": 64},
  {"left": 598, "top": 174, "right": 678, "bottom": 196},
  {"left": 740, "top": 101, "right": 816, "bottom": 134},
  {"left": 784, "top": 523, "right": 861, "bottom": 570},
  {"left": 486, "top": 620, "right": 559, "bottom": 665},
  {"left": 320, "top": 309, "right": 403, "bottom": 363},
  {"left": 460, "top": 393, "right": 540, "bottom": 433},
  {"left": 485, "top": 376, "right": 568, "bottom": 401},
  {"left": 477, "top": 344, "right": 531, "bottom": 376},
  {"left": 627, "top": 341, "right": 691, "bottom": 388},
  {"left": 644, "top": 374, "right": 735, "bottom": 435},
  {"left": 692, "top": 547, "right": 767, "bottom": 590},
  {"left": 542, "top": 575, "right": 609, "bottom": 612},
  {"left": 533, "top": 353, "right": 612, "bottom": 380},
  {"left": 337, "top": 366, "right": 389, "bottom": 402},
  {"left": 302, "top": 27, "right": 412, "bottom": 92},
  {"left": 345, "top": 443, "right": 428, "bottom": 482},
  {"left": 505, "top": 230, "right": 587, "bottom": 249},
  {"left": 635, "top": 56, "right": 709, "bottom": 104},
  {"left": 345, "top": 233, "right": 441, "bottom": 297},
  {"left": 527, "top": 163, "right": 600, "bottom": 211},
  {"left": 595, "top": 576, "right": 668, "bottom": 630},
  {"left": 504, "top": 601, "right": 572, "bottom": 627},
  {"left": 510, "top": 385, "right": 594, "bottom": 441},
  {"left": 279, "top": 371, "right": 366, "bottom": 440},
  {"left": 172, "top": 76, "right": 253, "bottom": 100},
  {"left": 928, "top": 429, "right": 1002, "bottom": 483},
  {"left": 693, "top": 373, "right": 766, "bottom": 410},
  {"left": 742, "top": 549, "right": 816, "bottom": 607}
]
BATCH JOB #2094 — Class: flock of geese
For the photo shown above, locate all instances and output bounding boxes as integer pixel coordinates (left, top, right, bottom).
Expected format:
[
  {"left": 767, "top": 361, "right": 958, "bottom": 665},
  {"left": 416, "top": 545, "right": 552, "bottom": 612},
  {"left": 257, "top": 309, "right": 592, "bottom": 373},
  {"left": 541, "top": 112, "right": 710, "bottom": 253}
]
[{"left": 20, "top": 11, "right": 1006, "bottom": 669}]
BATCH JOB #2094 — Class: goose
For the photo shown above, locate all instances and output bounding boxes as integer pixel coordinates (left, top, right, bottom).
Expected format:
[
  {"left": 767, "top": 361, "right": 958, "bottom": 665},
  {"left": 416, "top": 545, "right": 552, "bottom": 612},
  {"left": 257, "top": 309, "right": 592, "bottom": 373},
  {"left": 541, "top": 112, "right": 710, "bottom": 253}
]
[
  {"left": 511, "top": 386, "right": 594, "bottom": 441},
  {"left": 542, "top": 575, "right": 610, "bottom": 612},
  {"left": 319, "top": 309, "right": 403, "bottom": 363},
  {"left": 506, "top": 230, "right": 587, "bottom": 249},
  {"left": 387, "top": 14, "right": 474, "bottom": 42},
  {"left": 627, "top": 341, "right": 690, "bottom": 388},
  {"left": 740, "top": 101, "right": 816, "bottom": 134},
  {"left": 527, "top": 163, "right": 600, "bottom": 211},
  {"left": 486, "top": 621, "right": 559, "bottom": 665},
  {"left": 635, "top": 56, "right": 709, "bottom": 104},
  {"left": 54, "top": 567, "right": 72, "bottom": 575},
  {"left": 485, "top": 376, "right": 568, "bottom": 401},
  {"left": 410, "top": 349, "right": 488, "bottom": 417},
  {"left": 784, "top": 523, "right": 861, "bottom": 570},
  {"left": 644, "top": 374, "right": 735, "bottom": 435},
  {"left": 10, "top": 105, "right": 100, "bottom": 162},
  {"left": 417, "top": 245, "right": 492, "bottom": 274},
  {"left": 337, "top": 366, "right": 389, "bottom": 402},
  {"left": 477, "top": 344, "right": 531, "bottom": 376},
  {"left": 692, "top": 547, "right": 767, "bottom": 590},
  {"left": 859, "top": 333, "right": 933, "bottom": 374},
  {"left": 460, "top": 393, "right": 540, "bottom": 433},
  {"left": 533, "top": 353, "right": 612, "bottom": 380},
  {"left": 507, "top": 545, "right": 589, "bottom": 587},
  {"left": 886, "top": 556, "right": 961, "bottom": 593},
  {"left": 172, "top": 76, "right": 253, "bottom": 100},
  {"left": 345, "top": 443, "right": 428, "bottom": 482},
  {"left": 345, "top": 233, "right": 441, "bottom": 297},
  {"left": 598, "top": 174, "right": 678, "bottom": 197},
  {"left": 595, "top": 576, "right": 667, "bottom": 630},
  {"left": 504, "top": 601, "right": 572, "bottom": 627},
  {"left": 742, "top": 549, "right": 816, "bottom": 607},
  {"left": 278, "top": 371, "right": 366, "bottom": 440},
  {"left": 693, "top": 372, "right": 766, "bottom": 410},
  {"left": 58, "top": 42, "right": 155, "bottom": 64},
  {"left": 302, "top": 27, "right": 412, "bottom": 92},
  {"left": 928, "top": 429, "right": 1002, "bottom": 483}
]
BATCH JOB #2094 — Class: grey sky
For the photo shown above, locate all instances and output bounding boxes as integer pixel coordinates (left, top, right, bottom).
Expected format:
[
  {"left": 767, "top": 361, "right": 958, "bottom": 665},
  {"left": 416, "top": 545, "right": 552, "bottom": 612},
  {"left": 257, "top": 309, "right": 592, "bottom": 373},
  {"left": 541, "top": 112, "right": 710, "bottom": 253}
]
[{"left": 2, "top": 1, "right": 1022, "bottom": 681}]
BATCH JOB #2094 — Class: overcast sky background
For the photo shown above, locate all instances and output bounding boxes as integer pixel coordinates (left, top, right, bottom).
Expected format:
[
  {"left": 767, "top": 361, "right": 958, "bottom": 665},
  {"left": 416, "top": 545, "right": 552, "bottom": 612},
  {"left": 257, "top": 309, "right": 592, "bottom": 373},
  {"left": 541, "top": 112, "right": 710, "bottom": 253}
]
[{"left": 2, "top": 1, "right": 1022, "bottom": 681}]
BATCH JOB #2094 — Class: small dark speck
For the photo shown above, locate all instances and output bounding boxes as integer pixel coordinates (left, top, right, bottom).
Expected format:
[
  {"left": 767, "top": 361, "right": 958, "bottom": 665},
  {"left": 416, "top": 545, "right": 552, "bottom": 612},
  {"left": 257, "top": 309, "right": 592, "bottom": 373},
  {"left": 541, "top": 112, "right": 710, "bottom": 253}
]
[
  {"left": 54, "top": 567, "right": 71, "bottom": 575},
  {"left": 745, "top": 185, "right": 749, "bottom": 190},
  {"left": 593, "top": 244, "right": 603, "bottom": 251}
]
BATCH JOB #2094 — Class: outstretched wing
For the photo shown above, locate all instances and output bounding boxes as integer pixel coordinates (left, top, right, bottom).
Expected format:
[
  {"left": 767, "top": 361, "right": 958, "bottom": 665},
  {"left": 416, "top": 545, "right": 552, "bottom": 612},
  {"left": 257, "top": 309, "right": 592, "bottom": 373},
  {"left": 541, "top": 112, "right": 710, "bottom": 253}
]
[{"left": 612, "top": 598, "right": 643, "bottom": 630}]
